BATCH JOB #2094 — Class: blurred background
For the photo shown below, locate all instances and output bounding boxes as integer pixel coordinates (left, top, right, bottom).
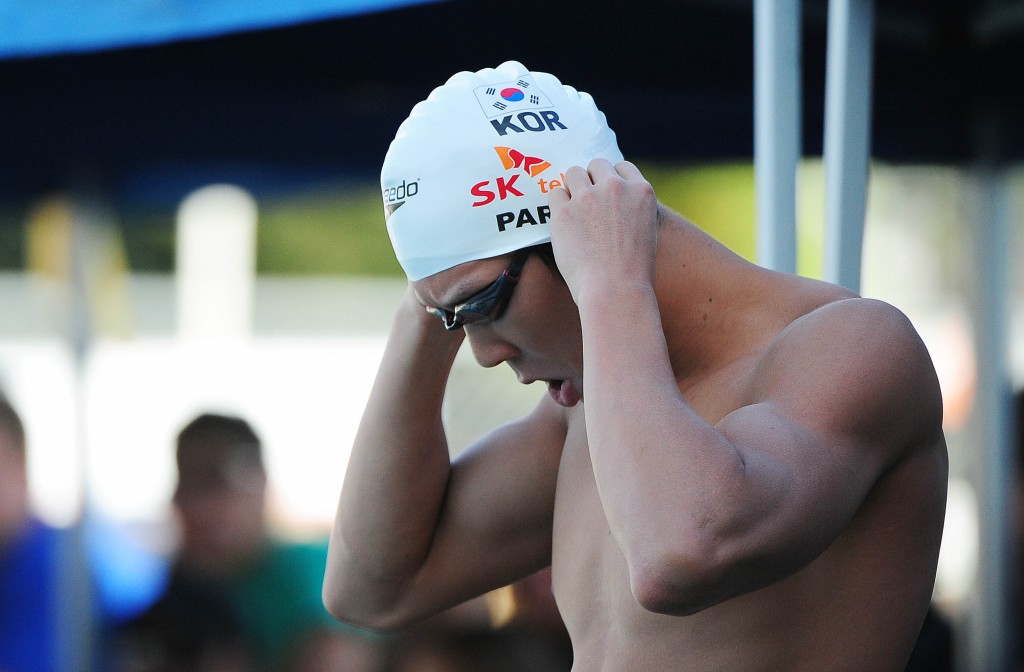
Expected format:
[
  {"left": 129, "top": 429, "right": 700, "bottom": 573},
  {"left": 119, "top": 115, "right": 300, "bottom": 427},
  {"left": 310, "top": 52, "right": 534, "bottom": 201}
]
[{"left": 1, "top": 0, "right": 1023, "bottom": 670}]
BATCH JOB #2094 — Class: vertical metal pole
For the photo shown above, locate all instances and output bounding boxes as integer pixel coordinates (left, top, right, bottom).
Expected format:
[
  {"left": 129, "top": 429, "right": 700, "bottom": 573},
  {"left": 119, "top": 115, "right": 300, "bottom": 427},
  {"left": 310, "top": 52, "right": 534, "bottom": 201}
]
[
  {"left": 823, "top": 0, "right": 875, "bottom": 292},
  {"left": 54, "top": 198, "right": 99, "bottom": 672},
  {"left": 754, "top": 0, "right": 800, "bottom": 274},
  {"left": 963, "top": 118, "right": 1013, "bottom": 672}
]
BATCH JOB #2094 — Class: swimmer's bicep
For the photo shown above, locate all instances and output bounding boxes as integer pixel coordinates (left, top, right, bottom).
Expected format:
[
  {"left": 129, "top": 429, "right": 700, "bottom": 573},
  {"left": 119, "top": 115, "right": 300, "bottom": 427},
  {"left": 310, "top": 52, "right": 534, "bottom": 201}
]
[
  {"left": 450, "top": 397, "right": 564, "bottom": 537},
  {"left": 712, "top": 304, "right": 935, "bottom": 565},
  {"left": 713, "top": 402, "right": 886, "bottom": 579},
  {"left": 751, "top": 298, "right": 941, "bottom": 465},
  {"left": 730, "top": 301, "right": 937, "bottom": 496},
  {"left": 719, "top": 400, "right": 884, "bottom": 520},
  {"left": 417, "top": 397, "right": 566, "bottom": 594}
]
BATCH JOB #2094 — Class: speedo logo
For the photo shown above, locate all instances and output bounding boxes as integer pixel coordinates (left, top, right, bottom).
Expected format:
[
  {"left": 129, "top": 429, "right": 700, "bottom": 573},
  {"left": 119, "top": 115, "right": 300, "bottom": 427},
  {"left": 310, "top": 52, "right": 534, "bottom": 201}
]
[
  {"left": 471, "top": 147, "right": 552, "bottom": 207},
  {"left": 382, "top": 179, "right": 419, "bottom": 218}
]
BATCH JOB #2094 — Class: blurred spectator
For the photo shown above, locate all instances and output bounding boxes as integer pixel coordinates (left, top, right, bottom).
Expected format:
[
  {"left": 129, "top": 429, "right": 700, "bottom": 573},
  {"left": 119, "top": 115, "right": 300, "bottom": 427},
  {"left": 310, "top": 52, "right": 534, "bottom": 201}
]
[
  {"left": 115, "top": 413, "right": 385, "bottom": 672},
  {"left": 1, "top": 394, "right": 163, "bottom": 672},
  {"left": 0, "top": 393, "right": 61, "bottom": 672}
]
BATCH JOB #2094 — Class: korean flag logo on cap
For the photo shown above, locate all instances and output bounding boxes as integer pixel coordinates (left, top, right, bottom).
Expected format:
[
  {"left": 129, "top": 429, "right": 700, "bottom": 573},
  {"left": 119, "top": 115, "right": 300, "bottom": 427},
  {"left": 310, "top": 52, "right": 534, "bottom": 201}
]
[{"left": 474, "top": 74, "right": 553, "bottom": 119}]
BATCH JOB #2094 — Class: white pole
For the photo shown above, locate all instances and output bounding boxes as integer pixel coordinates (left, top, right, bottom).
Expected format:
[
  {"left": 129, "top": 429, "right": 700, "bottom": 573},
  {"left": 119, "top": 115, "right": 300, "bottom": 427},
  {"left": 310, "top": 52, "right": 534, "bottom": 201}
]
[
  {"left": 176, "top": 185, "right": 258, "bottom": 341},
  {"left": 754, "top": 0, "right": 800, "bottom": 274},
  {"left": 56, "top": 197, "right": 104, "bottom": 672},
  {"left": 964, "top": 141, "right": 1013, "bottom": 672},
  {"left": 823, "top": 0, "right": 874, "bottom": 292}
]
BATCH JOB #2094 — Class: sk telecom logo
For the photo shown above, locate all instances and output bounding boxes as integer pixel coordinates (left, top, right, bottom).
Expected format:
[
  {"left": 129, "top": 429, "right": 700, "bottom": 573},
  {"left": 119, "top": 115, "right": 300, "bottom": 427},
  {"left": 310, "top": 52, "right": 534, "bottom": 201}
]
[
  {"left": 496, "top": 146, "right": 551, "bottom": 177},
  {"left": 471, "top": 147, "right": 552, "bottom": 207},
  {"left": 474, "top": 74, "right": 551, "bottom": 119}
]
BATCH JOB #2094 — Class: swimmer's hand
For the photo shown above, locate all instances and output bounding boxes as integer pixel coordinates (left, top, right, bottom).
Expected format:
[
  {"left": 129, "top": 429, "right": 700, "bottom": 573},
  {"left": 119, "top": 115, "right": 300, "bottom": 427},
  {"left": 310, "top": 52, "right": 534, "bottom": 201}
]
[{"left": 547, "top": 158, "right": 659, "bottom": 304}]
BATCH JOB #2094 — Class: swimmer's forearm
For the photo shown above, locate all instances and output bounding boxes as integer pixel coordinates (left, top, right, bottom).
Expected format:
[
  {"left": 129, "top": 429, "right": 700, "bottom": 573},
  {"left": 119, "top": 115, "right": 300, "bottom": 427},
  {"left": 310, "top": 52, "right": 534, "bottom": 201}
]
[
  {"left": 349, "top": 287, "right": 463, "bottom": 464},
  {"left": 325, "top": 291, "right": 463, "bottom": 627},
  {"left": 576, "top": 282, "right": 754, "bottom": 613}
]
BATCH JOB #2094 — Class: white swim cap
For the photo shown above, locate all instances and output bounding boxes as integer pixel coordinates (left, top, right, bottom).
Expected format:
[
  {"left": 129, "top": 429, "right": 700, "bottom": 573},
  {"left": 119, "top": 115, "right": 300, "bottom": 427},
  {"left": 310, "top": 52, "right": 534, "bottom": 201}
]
[{"left": 381, "top": 61, "right": 623, "bottom": 280}]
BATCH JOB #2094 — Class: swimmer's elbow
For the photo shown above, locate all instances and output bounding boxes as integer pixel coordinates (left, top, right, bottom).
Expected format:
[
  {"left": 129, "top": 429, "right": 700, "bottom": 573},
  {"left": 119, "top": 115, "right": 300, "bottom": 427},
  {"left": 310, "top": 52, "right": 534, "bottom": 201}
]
[
  {"left": 322, "top": 581, "right": 377, "bottom": 632},
  {"left": 322, "top": 593, "right": 414, "bottom": 634},
  {"left": 628, "top": 542, "right": 731, "bottom": 616},
  {"left": 322, "top": 575, "right": 417, "bottom": 634}
]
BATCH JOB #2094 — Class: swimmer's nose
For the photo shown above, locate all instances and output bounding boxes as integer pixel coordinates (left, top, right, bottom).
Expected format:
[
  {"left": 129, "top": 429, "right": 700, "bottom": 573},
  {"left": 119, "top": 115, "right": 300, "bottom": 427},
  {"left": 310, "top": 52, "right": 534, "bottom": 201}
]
[{"left": 465, "top": 328, "right": 518, "bottom": 369}]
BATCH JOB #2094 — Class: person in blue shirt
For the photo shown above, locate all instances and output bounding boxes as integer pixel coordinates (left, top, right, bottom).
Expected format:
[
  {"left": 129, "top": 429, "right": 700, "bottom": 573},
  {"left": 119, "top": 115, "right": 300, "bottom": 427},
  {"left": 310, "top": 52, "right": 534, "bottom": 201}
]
[
  {"left": 0, "top": 395, "right": 62, "bottom": 672},
  {"left": 0, "top": 394, "right": 165, "bottom": 672}
]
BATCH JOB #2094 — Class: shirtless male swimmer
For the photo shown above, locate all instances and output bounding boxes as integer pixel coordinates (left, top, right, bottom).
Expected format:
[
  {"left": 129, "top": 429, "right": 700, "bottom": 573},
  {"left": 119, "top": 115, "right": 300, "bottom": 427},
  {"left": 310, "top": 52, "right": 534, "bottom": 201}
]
[{"left": 323, "top": 61, "right": 948, "bottom": 671}]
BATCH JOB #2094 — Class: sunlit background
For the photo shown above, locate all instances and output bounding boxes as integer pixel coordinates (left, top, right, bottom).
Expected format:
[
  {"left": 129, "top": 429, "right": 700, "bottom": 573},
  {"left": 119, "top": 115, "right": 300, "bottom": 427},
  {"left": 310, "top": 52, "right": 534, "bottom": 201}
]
[
  {"left": 2, "top": 161, "right": 1021, "bottom": 585},
  {"left": 2, "top": 1, "right": 1024, "bottom": 669}
]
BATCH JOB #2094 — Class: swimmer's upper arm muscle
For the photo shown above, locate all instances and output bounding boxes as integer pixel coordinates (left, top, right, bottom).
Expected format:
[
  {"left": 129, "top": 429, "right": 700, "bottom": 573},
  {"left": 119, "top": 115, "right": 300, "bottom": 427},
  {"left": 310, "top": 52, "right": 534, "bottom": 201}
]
[
  {"left": 701, "top": 302, "right": 940, "bottom": 593},
  {"left": 329, "top": 394, "right": 565, "bottom": 630},
  {"left": 420, "top": 395, "right": 565, "bottom": 584},
  {"left": 620, "top": 299, "right": 944, "bottom": 614}
]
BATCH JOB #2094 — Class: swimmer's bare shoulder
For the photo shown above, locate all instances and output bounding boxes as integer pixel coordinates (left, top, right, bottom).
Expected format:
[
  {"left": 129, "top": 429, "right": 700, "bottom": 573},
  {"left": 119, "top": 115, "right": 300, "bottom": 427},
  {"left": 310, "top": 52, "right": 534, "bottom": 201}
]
[{"left": 751, "top": 295, "right": 945, "bottom": 458}]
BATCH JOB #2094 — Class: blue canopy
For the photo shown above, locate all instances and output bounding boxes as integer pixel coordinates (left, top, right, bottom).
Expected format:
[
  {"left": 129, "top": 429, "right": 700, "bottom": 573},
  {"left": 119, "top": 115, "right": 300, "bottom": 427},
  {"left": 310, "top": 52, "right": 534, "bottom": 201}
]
[
  {"left": 0, "top": 0, "right": 440, "bottom": 58},
  {"left": 0, "top": 0, "right": 1021, "bottom": 204}
]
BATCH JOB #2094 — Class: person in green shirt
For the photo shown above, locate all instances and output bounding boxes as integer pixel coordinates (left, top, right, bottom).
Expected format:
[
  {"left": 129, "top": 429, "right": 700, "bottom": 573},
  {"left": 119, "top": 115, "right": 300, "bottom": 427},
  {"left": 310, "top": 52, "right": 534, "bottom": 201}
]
[{"left": 117, "top": 413, "right": 385, "bottom": 672}]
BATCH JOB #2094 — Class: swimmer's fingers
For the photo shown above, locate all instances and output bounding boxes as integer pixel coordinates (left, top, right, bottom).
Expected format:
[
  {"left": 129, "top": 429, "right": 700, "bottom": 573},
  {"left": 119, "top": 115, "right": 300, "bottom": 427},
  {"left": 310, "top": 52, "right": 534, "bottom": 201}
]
[
  {"left": 581, "top": 158, "right": 643, "bottom": 186},
  {"left": 561, "top": 165, "right": 594, "bottom": 197},
  {"left": 583, "top": 158, "right": 617, "bottom": 182},
  {"left": 549, "top": 159, "right": 648, "bottom": 206},
  {"left": 548, "top": 181, "right": 570, "bottom": 204},
  {"left": 613, "top": 160, "right": 645, "bottom": 182}
]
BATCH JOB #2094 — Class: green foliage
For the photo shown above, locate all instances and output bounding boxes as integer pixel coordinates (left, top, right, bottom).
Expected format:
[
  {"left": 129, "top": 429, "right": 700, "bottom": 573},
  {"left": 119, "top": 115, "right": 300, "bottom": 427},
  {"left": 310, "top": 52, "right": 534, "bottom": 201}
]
[
  {"left": 4, "top": 163, "right": 840, "bottom": 277},
  {"left": 642, "top": 161, "right": 830, "bottom": 279},
  {"left": 117, "top": 182, "right": 403, "bottom": 276},
  {"left": 0, "top": 206, "right": 25, "bottom": 269},
  {"left": 640, "top": 162, "right": 757, "bottom": 262},
  {"left": 120, "top": 208, "right": 177, "bottom": 272},
  {"left": 796, "top": 161, "right": 826, "bottom": 280},
  {"left": 257, "top": 184, "right": 402, "bottom": 276}
]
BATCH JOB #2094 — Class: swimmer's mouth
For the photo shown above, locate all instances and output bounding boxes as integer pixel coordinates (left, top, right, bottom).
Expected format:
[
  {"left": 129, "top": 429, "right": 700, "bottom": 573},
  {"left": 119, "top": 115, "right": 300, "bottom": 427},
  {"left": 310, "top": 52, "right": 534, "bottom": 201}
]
[{"left": 546, "top": 379, "right": 581, "bottom": 407}]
